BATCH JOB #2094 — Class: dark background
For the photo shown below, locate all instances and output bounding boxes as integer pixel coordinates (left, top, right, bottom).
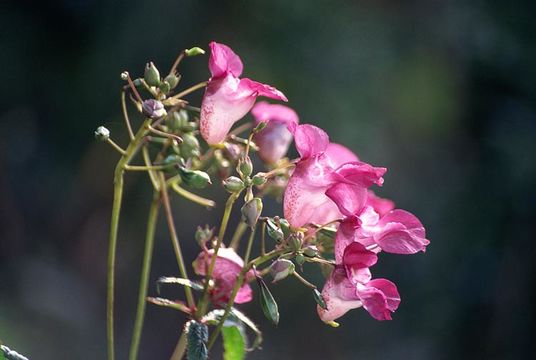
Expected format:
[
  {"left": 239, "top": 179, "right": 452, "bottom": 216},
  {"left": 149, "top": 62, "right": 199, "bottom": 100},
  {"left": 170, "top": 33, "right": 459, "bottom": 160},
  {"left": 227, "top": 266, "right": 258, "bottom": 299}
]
[{"left": 1, "top": 0, "right": 535, "bottom": 359}]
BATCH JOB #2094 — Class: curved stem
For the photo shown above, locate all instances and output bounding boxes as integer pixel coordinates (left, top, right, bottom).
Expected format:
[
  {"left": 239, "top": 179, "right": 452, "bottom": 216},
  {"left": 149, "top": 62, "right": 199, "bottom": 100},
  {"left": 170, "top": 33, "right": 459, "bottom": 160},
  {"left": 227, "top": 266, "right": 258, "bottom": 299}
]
[
  {"left": 129, "top": 192, "right": 161, "bottom": 360},
  {"left": 159, "top": 173, "right": 195, "bottom": 309},
  {"left": 171, "top": 183, "right": 216, "bottom": 208},
  {"left": 170, "top": 330, "right": 187, "bottom": 360},
  {"left": 229, "top": 221, "right": 247, "bottom": 251}
]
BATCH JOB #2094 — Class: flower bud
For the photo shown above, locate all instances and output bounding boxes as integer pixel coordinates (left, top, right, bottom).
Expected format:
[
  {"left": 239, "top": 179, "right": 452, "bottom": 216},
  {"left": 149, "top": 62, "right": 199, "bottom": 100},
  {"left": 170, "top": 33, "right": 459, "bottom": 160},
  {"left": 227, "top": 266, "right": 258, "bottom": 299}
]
[
  {"left": 295, "top": 253, "right": 305, "bottom": 266},
  {"left": 252, "top": 173, "right": 267, "bottom": 186},
  {"left": 159, "top": 80, "right": 171, "bottom": 95},
  {"left": 180, "top": 133, "right": 200, "bottom": 159},
  {"left": 179, "top": 168, "right": 211, "bottom": 189},
  {"left": 94, "top": 126, "right": 110, "bottom": 142},
  {"left": 164, "top": 74, "right": 180, "bottom": 89},
  {"left": 144, "top": 61, "right": 160, "bottom": 87},
  {"left": 195, "top": 225, "right": 214, "bottom": 246},
  {"left": 142, "top": 99, "right": 167, "bottom": 118},
  {"left": 256, "top": 275, "right": 279, "bottom": 325},
  {"left": 185, "top": 47, "right": 206, "bottom": 57},
  {"left": 120, "top": 71, "right": 129, "bottom": 81},
  {"left": 222, "top": 176, "right": 244, "bottom": 193},
  {"left": 241, "top": 197, "right": 263, "bottom": 228},
  {"left": 303, "top": 245, "right": 319, "bottom": 258},
  {"left": 237, "top": 156, "right": 253, "bottom": 178},
  {"left": 270, "top": 259, "right": 295, "bottom": 283},
  {"left": 278, "top": 218, "right": 291, "bottom": 237},
  {"left": 265, "top": 218, "right": 284, "bottom": 242},
  {"left": 288, "top": 232, "right": 304, "bottom": 251}
]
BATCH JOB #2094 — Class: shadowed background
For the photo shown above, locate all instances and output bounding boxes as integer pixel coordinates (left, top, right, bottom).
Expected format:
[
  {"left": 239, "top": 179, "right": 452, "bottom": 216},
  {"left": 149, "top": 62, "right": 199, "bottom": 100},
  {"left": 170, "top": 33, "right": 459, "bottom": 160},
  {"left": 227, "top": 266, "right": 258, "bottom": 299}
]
[{"left": 1, "top": 0, "right": 535, "bottom": 359}]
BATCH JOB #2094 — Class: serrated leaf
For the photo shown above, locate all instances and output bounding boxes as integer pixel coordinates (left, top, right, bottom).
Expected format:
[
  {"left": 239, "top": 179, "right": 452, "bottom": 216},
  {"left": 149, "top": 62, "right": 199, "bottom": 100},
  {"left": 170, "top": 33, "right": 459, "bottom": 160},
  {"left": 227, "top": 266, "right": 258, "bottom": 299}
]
[
  {"left": 230, "top": 308, "right": 263, "bottom": 350},
  {"left": 186, "top": 320, "right": 208, "bottom": 360},
  {"left": 201, "top": 309, "right": 263, "bottom": 350},
  {"left": 157, "top": 277, "right": 204, "bottom": 291},
  {"left": 222, "top": 326, "right": 246, "bottom": 360},
  {"left": 256, "top": 276, "right": 279, "bottom": 325}
]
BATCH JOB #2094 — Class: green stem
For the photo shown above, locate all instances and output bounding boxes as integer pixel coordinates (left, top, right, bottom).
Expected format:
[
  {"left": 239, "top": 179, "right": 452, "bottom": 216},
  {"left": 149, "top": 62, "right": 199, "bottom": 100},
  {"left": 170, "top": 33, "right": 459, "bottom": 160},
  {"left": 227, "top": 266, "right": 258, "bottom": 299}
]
[
  {"left": 171, "top": 183, "right": 216, "bottom": 208},
  {"left": 124, "top": 164, "right": 170, "bottom": 171},
  {"left": 159, "top": 174, "right": 195, "bottom": 309},
  {"left": 170, "top": 330, "right": 187, "bottom": 360},
  {"left": 106, "top": 118, "right": 152, "bottom": 360},
  {"left": 168, "top": 81, "right": 207, "bottom": 101},
  {"left": 129, "top": 192, "right": 161, "bottom": 360},
  {"left": 229, "top": 221, "right": 248, "bottom": 251},
  {"left": 196, "top": 192, "right": 241, "bottom": 317},
  {"left": 292, "top": 271, "right": 317, "bottom": 289}
]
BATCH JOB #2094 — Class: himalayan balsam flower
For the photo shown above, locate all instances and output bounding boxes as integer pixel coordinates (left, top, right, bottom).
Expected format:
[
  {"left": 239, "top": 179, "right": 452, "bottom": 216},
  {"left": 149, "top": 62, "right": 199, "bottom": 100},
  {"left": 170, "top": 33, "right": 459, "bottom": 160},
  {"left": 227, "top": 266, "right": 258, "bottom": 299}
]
[
  {"left": 193, "top": 247, "right": 254, "bottom": 305},
  {"left": 200, "top": 42, "right": 288, "bottom": 145},
  {"left": 251, "top": 101, "right": 299, "bottom": 164},
  {"left": 283, "top": 124, "right": 386, "bottom": 228}
]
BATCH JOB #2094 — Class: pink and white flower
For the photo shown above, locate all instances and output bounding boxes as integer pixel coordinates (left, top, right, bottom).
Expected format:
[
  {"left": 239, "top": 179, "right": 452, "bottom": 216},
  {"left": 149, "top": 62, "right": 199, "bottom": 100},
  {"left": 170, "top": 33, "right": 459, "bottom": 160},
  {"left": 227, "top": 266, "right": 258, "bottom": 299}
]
[
  {"left": 200, "top": 42, "right": 288, "bottom": 145},
  {"left": 193, "top": 247, "right": 254, "bottom": 305}
]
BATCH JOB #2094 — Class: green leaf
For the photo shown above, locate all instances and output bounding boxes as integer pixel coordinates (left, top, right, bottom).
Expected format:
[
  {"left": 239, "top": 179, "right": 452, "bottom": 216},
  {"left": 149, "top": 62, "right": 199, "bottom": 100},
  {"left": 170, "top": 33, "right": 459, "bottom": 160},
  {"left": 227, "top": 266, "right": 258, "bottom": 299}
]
[
  {"left": 222, "top": 326, "right": 246, "bottom": 360},
  {"left": 147, "top": 297, "right": 191, "bottom": 314},
  {"left": 186, "top": 320, "right": 208, "bottom": 360},
  {"left": 157, "top": 277, "right": 204, "bottom": 292},
  {"left": 313, "top": 289, "right": 328, "bottom": 310},
  {"left": 200, "top": 309, "right": 263, "bottom": 350},
  {"left": 230, "top": 308, "right": 263, "bottom": 350},
  {"left": 256, "top": 276, "right": 279, "bottom": 325},
  {"left": 0, "top": 347, "right": 6, "bottom": 360}
]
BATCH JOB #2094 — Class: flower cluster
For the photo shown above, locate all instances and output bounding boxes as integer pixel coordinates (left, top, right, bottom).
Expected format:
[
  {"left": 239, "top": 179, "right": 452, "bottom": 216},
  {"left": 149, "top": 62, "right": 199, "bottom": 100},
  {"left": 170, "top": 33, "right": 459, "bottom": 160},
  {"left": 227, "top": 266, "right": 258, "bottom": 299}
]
[{"left": 101, "top": 40, "right": 430, "bottom": 360}]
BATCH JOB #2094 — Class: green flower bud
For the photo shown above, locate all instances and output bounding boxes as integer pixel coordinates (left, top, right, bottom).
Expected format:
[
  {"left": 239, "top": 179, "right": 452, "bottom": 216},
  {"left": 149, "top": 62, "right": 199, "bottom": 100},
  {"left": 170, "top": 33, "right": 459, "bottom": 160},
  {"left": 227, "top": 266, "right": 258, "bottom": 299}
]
[
  {"left": 180, "top": 133, "right": 200, "bottom": 159},
  {"left": 256, "top": 275, "right": 279, "bottom": 325},
  {"left": 295, "top": 253, "right": 305, "bottom": 266},
  {"left": 270, "top": 259, "right": 295, "bottom": 283},
  {"left": 159, "top": 80, "right": 171, "bottom": 95},
  {"left": 222, "top": 176, "right": 244, "bottom": 193},
  {"left": 241, "top": 197, "right": 263, "bottom": 228},
  {"left": 185, "top": 47, "right": 206, "bottom": 57},
  {"left": 162, "top": 154, "right": 182, "bottom": 174},
  {"left": 265, "top": 218, "right": 284, "bottom": 242},
  {"left": 94, "top": 126, "right": 110, "bottom": 142},
  {"left": 195, "top": 225, "right": 214, "bottom": 246},
  {"left": 179, "top": 168, "right": 211, "bottom": 189},
  {"left": 237, "top": 156, "right": 253, "bottom": 178},
  {"left": 144, "top": 61, "right": 160, "bottom": 87},
  {"left": 303, "top": 245, "right": 319, "bottom": 258},
  {"left": 164, "top": 74, "right": 180, "bottom": 89},
  {"left": 252, "top": 173, "right": 267, "bottom": 186},
  {"left": 289, "top": 232, "right": 304, "bottom": 251},
  {"left": 279, "top": 218, "right": 291, "bottom": 237}
]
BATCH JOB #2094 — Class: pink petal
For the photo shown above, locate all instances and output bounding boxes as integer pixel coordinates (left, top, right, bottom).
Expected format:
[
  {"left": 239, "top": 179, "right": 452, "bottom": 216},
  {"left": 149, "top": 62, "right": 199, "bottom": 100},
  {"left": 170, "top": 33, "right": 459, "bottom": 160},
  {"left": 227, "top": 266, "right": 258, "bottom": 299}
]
[
  {"left": 234, "top": 283, "right": 253, "bottom": 304},
  {"left": 326, "top": 182, "right": 368, "bottom": 217},
  {"left": 343, "top": 242, "right": 378, "bottom": 269},
  {"left": 240, "top": 78, "right": 288, "bottom": 102},
  {"left": 366, "top": 191, "right": 395, "bottom": 217},
  {"left": 251, "top": 101, "right": 299, "bottom": 125},
  {"left": 252, "top": 102, "right": 299, "bottom": 163},
  {"left": 325, "top": 143, "right": 359, "bottom": 167},
  {"left": 208, "top": 41, "right": 243, "bottom": 78},
  {"left": 200, "top": 75, "right": 257, "bottom": 144},
  {"left": 375, "top": 210, "right": 429, "bottom": 254},
  {"left": 356, "top": 278, "right": 400, "bottom": 321},
  {"left": 317, "top": 267, "right": 362, "bottom": 322},
  {"left": 283, "top": 155, "right": 341, "bottom": 227},
  {"left": 332, "top": 161, "right": 386, "bottom": 187},
  {"left": 334, "top": 218, "right": 358, "bottom": 264},
  {"left": 292, "top": 124, "right": 330, "bottom": 160}
]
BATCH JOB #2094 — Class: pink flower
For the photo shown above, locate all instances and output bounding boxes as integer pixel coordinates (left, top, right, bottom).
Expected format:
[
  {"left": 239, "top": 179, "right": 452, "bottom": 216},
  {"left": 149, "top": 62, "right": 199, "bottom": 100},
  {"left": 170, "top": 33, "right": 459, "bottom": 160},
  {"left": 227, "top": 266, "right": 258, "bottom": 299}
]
[
  {"left": 318, "top": 242, "right": 401, "bottom": 322},
  {"left": 200, "top": 42, "right": 288, "bottom": 145},
  {"left": 251, "top": 101, "right": 299, "bottom": 164},
  {"left": 193, "top": 247, "right": 254, "bottom": 305},
  {"left": 283, "top": 124, "right": 386, "bottom": 228}
]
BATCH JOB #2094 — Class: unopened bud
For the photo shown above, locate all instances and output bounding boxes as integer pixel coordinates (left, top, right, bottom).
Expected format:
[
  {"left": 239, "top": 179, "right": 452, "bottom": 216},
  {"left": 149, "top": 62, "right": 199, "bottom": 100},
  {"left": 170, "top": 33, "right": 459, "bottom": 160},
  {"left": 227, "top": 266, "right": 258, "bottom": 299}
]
[
  {"left": 278, "top": 218, "right": 291, "bottom": 237},
  {"left": 142, "top": 99, "right": 167, "bottom": 118},
  {"left": 295, "top": 253, "right": 305, "bottom": 266},
  {"left": 237, "top": 156, "right": 253, "bottom": 178},
  {"left": 180, "top": 133, "right": 200, "bottom": 158},
  {"left": 120, "top": 71, "right": 129, "bottom": 81},
  {"left": 195, "top": 225, "right": 214, "bottom": 246},
  {"left": 265, "top": 218, "right": 284, "bottom": 242},
  {"left": 144, "top": 62, "right": 160, "bottom": 87},
  {"left": 252, "top": 173, "right": 267, "bottom": 186},
  {"left": 289, "top": 232, "right": 304, "bottom": 251},
  {"left": 303, "top": 245, "right": 319, "bottom": 258},
  {"left": 179, "top": 168, "right": 211, "bottom": 189},
  {"left": 270, "top": 259, "right": 295, "bottom": 282},
  {"left": 185, "top": 47, "right": 205, "bottom": 57},
  {"left": 159, "top": 80, "right": 171, "bottom": 95},
  {"left": 241, "top": 197, "right": 263, "bottom": 228},
  {"left": 94, "top": 126, "right": 110, "bottom": 142},
  {"left": 164, "top": 74, "right": 180, "bottom": 89},
  {"left": 222, "top": 176, "right": 244, "bottom": 193}
]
